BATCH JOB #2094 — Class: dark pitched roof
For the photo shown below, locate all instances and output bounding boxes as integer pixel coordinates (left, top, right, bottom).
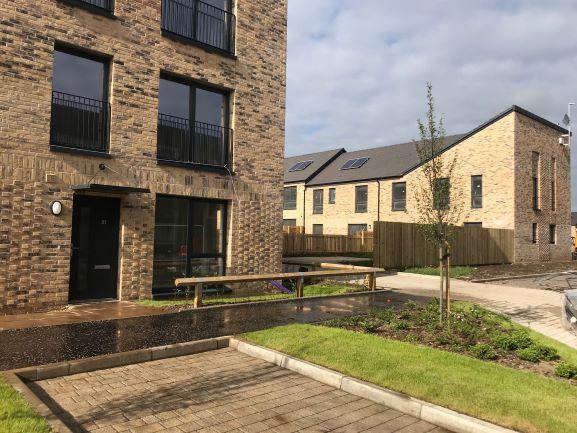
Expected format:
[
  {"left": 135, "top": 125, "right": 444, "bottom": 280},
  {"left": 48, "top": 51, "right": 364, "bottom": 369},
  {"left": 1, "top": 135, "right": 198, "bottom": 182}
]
[
  {"left": 306, "top": 135, "right": 465, "bottom": 186},
  {"left": 304, "top": 105, "right": 567, "bottom": 186},
  {"left": 572, "top": 212, "right": 577, "bottom": 227},
  {"left": 284, "top": 149, "right": 345, "bottom": 183}
]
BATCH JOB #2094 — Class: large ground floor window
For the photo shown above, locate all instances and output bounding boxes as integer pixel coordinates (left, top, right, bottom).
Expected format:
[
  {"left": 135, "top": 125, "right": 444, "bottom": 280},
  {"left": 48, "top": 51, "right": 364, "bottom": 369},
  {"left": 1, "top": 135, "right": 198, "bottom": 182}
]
[{"left": 152, "top": 195, "right": 227, "bottom": 295}]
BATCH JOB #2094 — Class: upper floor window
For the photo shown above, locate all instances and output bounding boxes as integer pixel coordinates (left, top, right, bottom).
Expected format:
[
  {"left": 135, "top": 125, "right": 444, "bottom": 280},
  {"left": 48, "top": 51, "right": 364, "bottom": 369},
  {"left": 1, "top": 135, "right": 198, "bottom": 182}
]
[
  {"left": 471, "top": 175, "right": 482, "bottom": 208},
  {"left": 313, "top": 189, "right": 323, "bottom": 214},
  {"left": 283, "top": 187, "right": 297, "bottom": 210},
  {"left": 328, "top": 188, "right": 336, "bottom": 204},
  {"left": 532, "top": 151, "right": 540, "bottom": 211},
  {"left": 50, "top": 47, "right": 110, "bottom": 154},
  {"left": 549, "top": 224, "right": 557, "bottom": 244},
  {"left": 433, "top": 178, "right": 450, "bottom": 210},
  {"left": 551, "top": 157, "right": 557, "bottom": 211},
  {"left": 392, "top": 182, "right": 406, "bottom": 211},
  {"left": 157, "top": 76, "right": 232, "bottom": 169},
  {"left": 355, "top": 185, "right": 368, "bottom": 213},
  {"left": 161, "top": 0, "right": 236, "bottom": 55},
  {"left": 532, "top": 223, "right": 538, "bottom": 244}
]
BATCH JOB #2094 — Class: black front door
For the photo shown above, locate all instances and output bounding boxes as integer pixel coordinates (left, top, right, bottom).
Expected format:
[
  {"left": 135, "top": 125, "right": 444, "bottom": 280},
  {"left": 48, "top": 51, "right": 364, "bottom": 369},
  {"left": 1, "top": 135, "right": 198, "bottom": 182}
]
[{"left": 69, "top": 195, "right": 120, "bottom": 301}]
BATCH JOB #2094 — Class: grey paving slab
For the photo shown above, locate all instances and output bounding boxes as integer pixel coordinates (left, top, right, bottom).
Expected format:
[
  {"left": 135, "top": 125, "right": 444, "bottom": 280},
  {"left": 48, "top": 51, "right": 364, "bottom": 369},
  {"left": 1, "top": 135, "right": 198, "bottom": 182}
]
[{"left": 32, "top": 348, "right": 451, "bottom": 433}]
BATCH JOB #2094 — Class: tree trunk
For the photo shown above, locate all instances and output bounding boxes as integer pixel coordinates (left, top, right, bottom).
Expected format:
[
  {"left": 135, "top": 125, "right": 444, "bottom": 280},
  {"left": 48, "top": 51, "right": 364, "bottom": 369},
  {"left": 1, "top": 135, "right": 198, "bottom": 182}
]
[
  {"left": 438, "top": 246, "right": 444, "bottom": 323},
  {"left": 445, "top": 252, "right": 451, "bottom": 315}
]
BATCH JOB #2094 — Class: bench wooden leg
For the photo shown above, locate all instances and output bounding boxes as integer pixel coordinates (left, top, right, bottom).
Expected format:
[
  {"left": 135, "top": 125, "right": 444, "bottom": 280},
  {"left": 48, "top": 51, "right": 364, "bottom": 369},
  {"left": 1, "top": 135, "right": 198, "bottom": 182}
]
[
  {"left": 296, "top": 276, "right": 304, "bottom": 298},
  {"left": 193, "top": 283, "right": 203, "bottom": 308}
]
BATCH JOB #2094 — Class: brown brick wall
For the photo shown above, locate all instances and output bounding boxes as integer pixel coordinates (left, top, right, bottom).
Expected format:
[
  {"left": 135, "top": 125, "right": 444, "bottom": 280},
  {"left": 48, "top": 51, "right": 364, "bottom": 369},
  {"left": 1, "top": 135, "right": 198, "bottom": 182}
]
[{"left": 0, "top": 0, "right": 287, "bottom": 310}]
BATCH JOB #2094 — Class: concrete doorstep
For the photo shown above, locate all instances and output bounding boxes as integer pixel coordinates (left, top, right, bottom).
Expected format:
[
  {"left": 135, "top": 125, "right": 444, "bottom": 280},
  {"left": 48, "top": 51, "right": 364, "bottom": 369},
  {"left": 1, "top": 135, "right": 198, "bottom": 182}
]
[{"left": 6, "top": 336, "right": 519, "bottom": 433}]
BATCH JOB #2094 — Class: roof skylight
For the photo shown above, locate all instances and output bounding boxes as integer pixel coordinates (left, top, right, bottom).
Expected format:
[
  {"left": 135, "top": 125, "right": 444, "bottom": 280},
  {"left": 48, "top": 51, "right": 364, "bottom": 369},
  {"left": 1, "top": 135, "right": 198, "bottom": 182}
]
[
  {"left": 288, "top": 160, "right": 314, "bottom": 172},
  {"left": 340, "top": 157, "right": 369, "bottom": 170}
]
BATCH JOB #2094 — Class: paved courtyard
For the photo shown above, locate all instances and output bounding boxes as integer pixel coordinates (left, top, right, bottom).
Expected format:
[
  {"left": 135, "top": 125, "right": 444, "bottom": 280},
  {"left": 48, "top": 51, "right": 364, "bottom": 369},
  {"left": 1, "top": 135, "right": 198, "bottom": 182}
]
[{"left": 32, "top": 348, "right": 450, "bottom": 433}]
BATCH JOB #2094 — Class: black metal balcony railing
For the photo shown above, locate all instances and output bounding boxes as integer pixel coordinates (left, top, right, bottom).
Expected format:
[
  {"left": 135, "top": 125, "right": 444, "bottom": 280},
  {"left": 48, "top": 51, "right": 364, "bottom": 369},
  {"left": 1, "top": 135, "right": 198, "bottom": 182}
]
[
  {"left": 161, "top": 0, "right": 236, "bottom": 54},
  {"left": 76, "top": 0, "right": 114, "bottom": 12},
  {"left": 157, "top": 113, "right": 232, "bottom": 168},
  {"left": 50, "top": 91, "right": 110, "bottom": 153}
]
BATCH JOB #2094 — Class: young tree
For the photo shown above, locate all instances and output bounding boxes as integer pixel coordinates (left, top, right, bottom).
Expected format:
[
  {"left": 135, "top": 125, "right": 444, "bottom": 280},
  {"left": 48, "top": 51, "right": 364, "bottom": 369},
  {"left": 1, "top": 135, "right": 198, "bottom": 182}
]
[{"left": 414, "top": 83, "right": 463, "bottom": 321}]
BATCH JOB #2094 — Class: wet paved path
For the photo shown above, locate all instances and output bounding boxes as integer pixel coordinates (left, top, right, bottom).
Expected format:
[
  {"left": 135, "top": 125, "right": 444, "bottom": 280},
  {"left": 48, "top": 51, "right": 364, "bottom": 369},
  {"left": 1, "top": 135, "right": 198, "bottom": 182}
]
[
  {"left": 379, "top": 273, "right": 577, "bottom": 349},
  {"left": 32, "top": 347, "right": 450, "bottom": 433},
  {"left": 0, "top": 292, "right": 426, "bottom": 370}
]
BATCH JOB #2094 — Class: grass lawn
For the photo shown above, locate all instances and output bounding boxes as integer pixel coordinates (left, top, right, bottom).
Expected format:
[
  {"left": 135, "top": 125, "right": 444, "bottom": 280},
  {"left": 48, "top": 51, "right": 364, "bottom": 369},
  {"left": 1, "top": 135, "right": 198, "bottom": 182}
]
[
  {"left": 242, "top": 322, "right": 577, "bottom": 433},
  {"left": 0, "top": 376, "right": 52, "bottom": 433},
  {"left": 404, "top": 265, "right": 473, "bottom": 278},
  {"left": 137, "top": 284, "right": 365, "bottom": 308}
]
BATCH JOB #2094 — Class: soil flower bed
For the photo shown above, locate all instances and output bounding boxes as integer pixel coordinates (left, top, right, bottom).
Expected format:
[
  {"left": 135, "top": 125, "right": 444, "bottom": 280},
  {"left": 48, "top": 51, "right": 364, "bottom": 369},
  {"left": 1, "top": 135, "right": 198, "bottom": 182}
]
[{"left": 323, "top": 300, "right": 577, "bottom": 382}]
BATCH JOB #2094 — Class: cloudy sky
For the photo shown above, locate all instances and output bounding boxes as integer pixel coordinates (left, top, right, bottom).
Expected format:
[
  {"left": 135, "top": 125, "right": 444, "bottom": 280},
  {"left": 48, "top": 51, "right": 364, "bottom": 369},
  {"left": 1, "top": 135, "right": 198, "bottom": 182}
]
[{"left": 284, "top": 0, "right": 577, "bottom": 206}]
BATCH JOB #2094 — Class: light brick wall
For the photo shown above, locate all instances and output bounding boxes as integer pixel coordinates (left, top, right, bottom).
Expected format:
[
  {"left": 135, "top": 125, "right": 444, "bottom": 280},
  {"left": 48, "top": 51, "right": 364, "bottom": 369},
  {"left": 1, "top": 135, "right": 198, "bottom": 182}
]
[
  {"left": 304, "top": 182, "right": 379, "bottom": 234},
  {"left": 513, "top": 112, "right": 571, "bottom": 262},
  {"left": 0, "top": 0, "right": 287, "bottom": 310},
  {"left": 282, "top": 182, "right": 305, "bottom": 226},
  {"left": 293, "top": 112, "right": 571, "bottom": 262}
]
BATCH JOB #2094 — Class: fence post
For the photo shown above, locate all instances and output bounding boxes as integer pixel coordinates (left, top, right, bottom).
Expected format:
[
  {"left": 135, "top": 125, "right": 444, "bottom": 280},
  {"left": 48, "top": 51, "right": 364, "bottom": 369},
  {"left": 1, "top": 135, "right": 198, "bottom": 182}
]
[
  {"left": 369, "top": 272, "right": 377, "bottom": 291},
  {"left": 296, "top": 275, "right": 304, "bottom": 298},
  {"left": 193, "top": 282, "right": 203, "bottom": 308}
]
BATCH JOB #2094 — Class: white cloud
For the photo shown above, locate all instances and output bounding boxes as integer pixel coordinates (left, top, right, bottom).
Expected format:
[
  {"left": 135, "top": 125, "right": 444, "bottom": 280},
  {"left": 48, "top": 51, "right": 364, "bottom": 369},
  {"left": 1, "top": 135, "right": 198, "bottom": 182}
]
[{"left": 285, "top": 0, "right": 577, "bottom": 207}]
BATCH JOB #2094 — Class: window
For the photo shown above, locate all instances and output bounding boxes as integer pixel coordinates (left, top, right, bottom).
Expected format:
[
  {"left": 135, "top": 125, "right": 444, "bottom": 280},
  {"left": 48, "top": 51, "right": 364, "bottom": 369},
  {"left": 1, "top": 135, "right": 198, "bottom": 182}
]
[
  {"left": 161, "top": 0, "right": 236, "bottom": 55},
  {"left": 392, "top": 182, "right": 406, "bottom": 211},
  {"left": 549, "top": 225, "right": 556, "bottom": 244},
  {"left": 312, "top": 224, "right": 323, "bottom": 235},
  {"left": 283, "top": 219, "right": 296, "bottom": 227},
  {"left": 464, "top": 222, "right": 483, "bottom": 228},
  {"left": 532, "top": 223, "right": 538, "bottom": 244},
  {"left": 153, "top": 196, "right": 226, "bottom": 295},
  {"left": 348, "top": 224, "right": 368, "bottom": 236},
  {"left": 532, "top": 151, "right": 540, "bottom": 211},
  {"left": 50, "top": 47, "right": 110, "bottom": 153},
  {"left": 157, "top": 76, "right": 231, "bottom": 168},
  {"left": 283, "top": 187, "right": 297, "bottom": 210},
  {"left": 288, "top": 160, "right": 313, "bottom": 172},
  {"left": 340, "top": 157, "right": 369, "bottom": 170},
  {"left": 433, "top": 178, "right": 450, "bottom": 210},
  {"left": 471, "top": 175, "right": 482, "bottom": 208},
  {"left": 551, "top": 157, "right": 557, "bottom": 211},
  {"left": 313, "top": 189, "right": 323, "bottom": 214},
  {"left": 67, "top": 0, "right": 114, "bottom": 13},
  {"left": 355, "top": 185, "right": 368, "bottom": 213},
  {"left": 328, "top": 188, "right": 336, "bottom": 204}
]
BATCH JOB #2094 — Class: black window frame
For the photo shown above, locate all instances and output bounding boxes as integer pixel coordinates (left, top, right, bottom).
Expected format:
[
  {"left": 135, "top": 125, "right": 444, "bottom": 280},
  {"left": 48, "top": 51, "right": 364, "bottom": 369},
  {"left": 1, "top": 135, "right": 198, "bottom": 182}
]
[
  {"left": 551, "top": 157, "right": 557, "bottom": 211},
  {"left": 348, "top": 224, "right": 368, "bottom": 236},
  {"left": 532, "top": 151, "right": 540, "bottom": 211},
  {"left": 313, "top": 189, "right": 324, "bottom": 214},
  {"left": 157, "top": 73, "right": 232, "bottom": 171},
  {"left": 464, "top": 222, "right": 483, "bottom": 228},
  {"left": 392, "top": 182, "right": 406, "bottom": 211},
  {"left": 549, "top": 224, "right": 556, "bottom": 245},
  {"left": 161, "top": 0, "right": 236, "bottom": 57},
  {"left": 50, "top": 44, "right": 112, "bottom": 157},
  {"left": 328, "top": 188, "right": 336, "bottom": 204},
  {"left": 532, "top": 223, "right": 538, "bottom": 244},
  {"left": 312, "top": 224, "right": 323, "bottom": 235},
  {"left": 283, "top": 186, "right": 297, "bottom": 210},
  {"left": 355, "top": 185, "right": 368, "bottom": 213},
  {"left": 58, "top": 0, "right": 116, "bottom": 17},
  {"left": 152, "top": 194, "right": 228, "bottom": 295},
  {"left": 471, "top": 175, "right": 482, "bottom": 209}
]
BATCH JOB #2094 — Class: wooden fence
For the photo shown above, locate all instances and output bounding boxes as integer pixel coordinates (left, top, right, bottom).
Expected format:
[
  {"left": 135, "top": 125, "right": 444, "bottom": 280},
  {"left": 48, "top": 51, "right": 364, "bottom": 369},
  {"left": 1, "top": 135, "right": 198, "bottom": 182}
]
[
  {"left": 283, "top": 232, "right": 373, "bottom": 256},
  {"left": 373, "top": 221, "right": 514, "bottom": 268}
]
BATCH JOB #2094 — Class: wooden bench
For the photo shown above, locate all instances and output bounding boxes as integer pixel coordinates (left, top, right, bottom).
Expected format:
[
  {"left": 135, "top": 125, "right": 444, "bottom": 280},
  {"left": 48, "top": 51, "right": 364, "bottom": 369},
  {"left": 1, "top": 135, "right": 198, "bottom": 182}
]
[{"left": 175, "top": 267, "right": 385, "bottom": 308}]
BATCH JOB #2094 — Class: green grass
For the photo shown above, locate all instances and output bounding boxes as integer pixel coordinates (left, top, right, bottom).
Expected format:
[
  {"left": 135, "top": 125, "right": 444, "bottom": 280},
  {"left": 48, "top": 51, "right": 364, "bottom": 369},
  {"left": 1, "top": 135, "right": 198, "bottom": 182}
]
[
  {"left": 404, "top": 266, "right": 473, "bottom": 278},
  {"left": 242, "top": 323, "right": 577, "bottom": 433},
  {"left": 137, "top": 284, "right": 363, "bottom": 308},
  {"left": 0, "top": 377, "right": 52, "bottom": 433}
]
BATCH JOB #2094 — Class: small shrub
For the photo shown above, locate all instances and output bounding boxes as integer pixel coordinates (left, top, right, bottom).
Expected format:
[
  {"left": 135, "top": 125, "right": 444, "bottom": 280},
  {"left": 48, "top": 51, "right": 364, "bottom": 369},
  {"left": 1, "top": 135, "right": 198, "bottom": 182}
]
[
  {"left": 471, "top": 343, "right": 498, "bottom": 360},
  {"left": 359, "top": 320, "right": 380, "bottom": 333},
  {"left": 390, "top": 320, "right": 410, "bottom": 331},
  {"left": 555, "top": 362, "right": 577, "bottom": 379},
  {"left": 516, "top": 344, "right": 559, "bottom": 363},
  {"left": 510, "top": 331, "right": 534, "bottom": 350}
]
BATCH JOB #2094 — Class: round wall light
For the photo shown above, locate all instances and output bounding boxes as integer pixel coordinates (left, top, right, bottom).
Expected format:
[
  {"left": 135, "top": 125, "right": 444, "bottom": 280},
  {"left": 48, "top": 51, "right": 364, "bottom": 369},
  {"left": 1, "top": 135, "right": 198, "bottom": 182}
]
[{"left": 50, "top": 201, "right": 63, "bottom": 216}]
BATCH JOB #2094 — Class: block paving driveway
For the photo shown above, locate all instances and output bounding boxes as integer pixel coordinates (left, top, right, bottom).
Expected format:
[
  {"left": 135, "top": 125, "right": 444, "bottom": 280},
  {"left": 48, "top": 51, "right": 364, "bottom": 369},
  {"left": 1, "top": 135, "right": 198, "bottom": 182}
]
[{"left": 32, "top": 348, "right": 450, "bottom": 433}]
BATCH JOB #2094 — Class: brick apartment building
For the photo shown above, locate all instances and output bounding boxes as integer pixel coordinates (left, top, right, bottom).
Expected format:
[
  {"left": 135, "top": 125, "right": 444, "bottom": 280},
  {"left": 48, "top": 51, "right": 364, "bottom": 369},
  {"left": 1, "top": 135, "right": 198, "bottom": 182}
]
[
  {"left": 1, "top": 0, "right": 287, "bottom": 310},
  {"left": 284, "top": 106, "right": 571, "bottom": 263}
]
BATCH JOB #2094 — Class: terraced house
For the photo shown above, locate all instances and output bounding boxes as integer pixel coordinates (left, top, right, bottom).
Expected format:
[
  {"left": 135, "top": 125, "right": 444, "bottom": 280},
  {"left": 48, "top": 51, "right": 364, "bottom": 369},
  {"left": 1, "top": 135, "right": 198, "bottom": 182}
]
[
  {"left": 1, "top": 0, "right": 287, "bottom": 310},
  {"left": 284, "top": 106, "right": 571, "bottom": 263}
]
